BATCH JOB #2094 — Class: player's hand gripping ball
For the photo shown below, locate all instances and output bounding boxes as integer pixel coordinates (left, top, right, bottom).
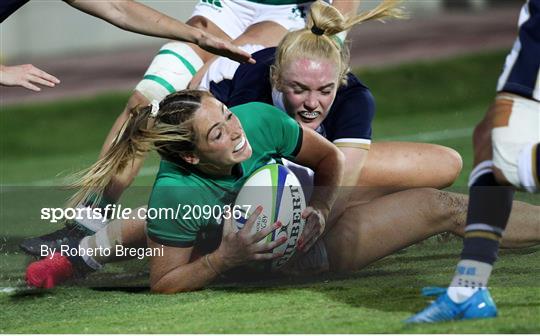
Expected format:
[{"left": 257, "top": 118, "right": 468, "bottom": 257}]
[{"left": 234, "top": 164, "right": 306, "bottom": 272}]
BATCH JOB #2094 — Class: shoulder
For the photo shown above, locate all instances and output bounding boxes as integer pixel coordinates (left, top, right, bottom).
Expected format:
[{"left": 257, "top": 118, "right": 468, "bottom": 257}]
[
  {"left": 234, "top": 48, "right": 275, "bottom": 80},
  {"left": 333, "top": 73, "right": 375, "bottom": 113},
  {"left": 231, "top": 101, "right": 282, "bottom": 120},
  {"left": 232, "top": 101, "right": 297, "bottom": 132},
  {"left": 322, "top": 73, "right": 376, "bottom": 142},
  {"left": 224, "top": 48, "right": 276, "bottom": 107},
  {"left": 150, "top": 161, "right": 205, "bottom": 205}
]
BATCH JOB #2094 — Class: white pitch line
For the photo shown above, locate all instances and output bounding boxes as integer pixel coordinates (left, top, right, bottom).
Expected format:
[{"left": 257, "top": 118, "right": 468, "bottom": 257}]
[
  {"left": 0, "top": 287, "right": 17, "bottom": 294},
  {"left": 1, "top": 127, "right": 473, "bottom": 189}
]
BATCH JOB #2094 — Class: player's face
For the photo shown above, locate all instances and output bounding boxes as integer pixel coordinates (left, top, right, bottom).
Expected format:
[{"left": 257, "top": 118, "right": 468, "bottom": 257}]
[
  {"left": 279, "top": 57, "right": 339, "bottom": 130},
  {"left": 191, "top": 97, "right": 252, "bottom": 174}
]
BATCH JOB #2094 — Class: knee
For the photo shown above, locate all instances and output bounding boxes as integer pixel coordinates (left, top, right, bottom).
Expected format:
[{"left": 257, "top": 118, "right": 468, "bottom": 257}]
[
  {"left": 492, "top": 166, "right": 511, "bottom": 186},
  {"left": 434, "top": 146, "right": 463, "bottom": 188}
]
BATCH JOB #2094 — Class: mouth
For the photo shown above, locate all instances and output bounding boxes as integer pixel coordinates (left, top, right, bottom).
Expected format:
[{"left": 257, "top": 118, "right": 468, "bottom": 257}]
[
  {"left": 233, "top": 136, "right": 247, "bottom": 153},
  {"left": 297, "top": 111, "right": 320, "bottom": 122}
]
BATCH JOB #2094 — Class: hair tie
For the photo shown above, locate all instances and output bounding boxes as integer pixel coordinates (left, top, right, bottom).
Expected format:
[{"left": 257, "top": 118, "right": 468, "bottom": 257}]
[
  {"left": 311, "top": 25, "right": 325, "bottom": 36},
  {"left": 150, "top": 100, "right": 160, "bottom": 118}
]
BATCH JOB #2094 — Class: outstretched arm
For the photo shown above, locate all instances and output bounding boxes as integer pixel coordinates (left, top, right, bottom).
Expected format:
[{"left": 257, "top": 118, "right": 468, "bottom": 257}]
[{"left": 64, "top": 0, "right": 254, "bottom": 63}]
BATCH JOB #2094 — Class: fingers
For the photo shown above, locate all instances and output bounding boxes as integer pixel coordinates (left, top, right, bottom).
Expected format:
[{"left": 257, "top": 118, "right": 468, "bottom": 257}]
[
  {"left": 1, "top": 64, "right": 60, "bottom": 91},
  {"left": 28, "top": 73, "right": 58, "bottom": 88},
  {"left": 31, "top": 67, "right": 60, "bottom": 85},
  {"left": 19, "top": 81, "right": 42, "bottom": 92},
  {"left": 219, "top": 43, "right": 255, "bottom": 64},
  {"left": 262, "top": 235, "right": 287, "bottom": 252},
  {"left": 298, "top": 207, "right": 315, "bottom": 249},
  {"left": 221, "top": 211, "right": 235, "bottom": 237},
  {"left": 251, "top": 220, "right": 281, "bottom": 243},
  {"left": 299, "top": 232, "right": 318, "bottom": 253},
  {"left": 242, "top": 205, "right": 262, "bottom": 233},
  {"left": 204, "top": 38, "right": 255, "bottom": 64},
  {"left": 297, "top": 223, "right": 315, "bottom": 252},
  {"left": 297, "top": 208, "right": 324, "bottom": 252},
  {"left": 252, "top": 251, "right": 284, "bottom": 261}
]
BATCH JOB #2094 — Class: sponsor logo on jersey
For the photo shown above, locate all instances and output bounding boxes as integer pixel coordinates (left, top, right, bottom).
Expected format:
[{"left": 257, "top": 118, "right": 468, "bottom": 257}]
[
  {"left": 290, "top": 5, "right": 307, "bottom": 20},
  {"left": 200, "top": 0, "right": 223, "bottom": 10}
]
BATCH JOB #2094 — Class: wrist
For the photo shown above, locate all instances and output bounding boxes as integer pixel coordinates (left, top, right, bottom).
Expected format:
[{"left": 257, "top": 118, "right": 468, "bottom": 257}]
[{"left": 209, "top": 249, "right": 232, "bottom": 274}]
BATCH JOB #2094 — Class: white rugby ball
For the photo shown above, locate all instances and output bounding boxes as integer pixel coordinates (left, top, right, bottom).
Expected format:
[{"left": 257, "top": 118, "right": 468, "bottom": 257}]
[{"left": 234, "top": 164, "right": 306, "bottom": 272}]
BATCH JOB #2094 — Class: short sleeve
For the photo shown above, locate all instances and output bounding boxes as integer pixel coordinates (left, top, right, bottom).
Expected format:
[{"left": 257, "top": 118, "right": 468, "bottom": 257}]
[
  {"left": 324, "top": 74, "right": 375, "bottom": 149},
  {"left": 146, "top": 181, "right": 201, "bottom": 247}
]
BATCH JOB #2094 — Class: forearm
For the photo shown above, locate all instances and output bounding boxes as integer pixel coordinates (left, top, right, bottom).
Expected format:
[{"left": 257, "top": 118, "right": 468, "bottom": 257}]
[
  {"left": 309, "top": 150, "right": 345, "bottom": 219},
  {"left": 67, "top": 0, "right": 202, "bottom": 44},
  {"left": 151, "top": 251, "right": 228, "bottom": 293},
  {"left": 327, "top": 148, "right": 368, "bottom": 225}
]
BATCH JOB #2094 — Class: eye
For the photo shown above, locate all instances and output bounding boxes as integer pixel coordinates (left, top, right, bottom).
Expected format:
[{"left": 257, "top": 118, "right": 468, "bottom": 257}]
[
  {"left": 213, "top": 130, "right": 223, "bottom": 140},
  {"left": 321, "top": 90, "right": 332, "bottom": 96},
  {"left": 226, "top": 113, "right": 233, "bottom": 120}
]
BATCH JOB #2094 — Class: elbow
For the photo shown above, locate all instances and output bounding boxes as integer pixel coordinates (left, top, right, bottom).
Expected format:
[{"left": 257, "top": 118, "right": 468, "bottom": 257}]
[{"left": 150, "top": 281, "right": 172, "bottom": 294}]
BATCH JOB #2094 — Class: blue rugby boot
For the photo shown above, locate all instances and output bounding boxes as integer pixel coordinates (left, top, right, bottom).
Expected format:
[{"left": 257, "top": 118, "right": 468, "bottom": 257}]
[{"left": 405, "top": 287, "right": 497, "bottom": 323}]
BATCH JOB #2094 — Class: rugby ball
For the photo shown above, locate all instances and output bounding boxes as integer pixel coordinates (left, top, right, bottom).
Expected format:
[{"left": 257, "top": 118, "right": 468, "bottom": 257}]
[{"left": 234, "top": 164, "right": 306, "bottom": 272}]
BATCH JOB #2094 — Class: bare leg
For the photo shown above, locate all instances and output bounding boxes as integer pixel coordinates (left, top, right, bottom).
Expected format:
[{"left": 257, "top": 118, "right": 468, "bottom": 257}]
[
  {"left": 325, "top": 188, "right": 539, "bottom": 272},
  {"left": 190, "top": 21, "right": 289, "bottom": 88},
  {"left": 186, "top": 16, "right": 237, "bottom": 63},
  {"left": 87, "top": 210, "right": 148, "bottom": 264},
  {"left": 121, "top": 216, "right": 147, "bottom": 249},
  {"left": 232, "top": 21, "right": 288, "bottom": 47},
  {"left": 353, "top": 142, "right": 463, "bottom": 202}
]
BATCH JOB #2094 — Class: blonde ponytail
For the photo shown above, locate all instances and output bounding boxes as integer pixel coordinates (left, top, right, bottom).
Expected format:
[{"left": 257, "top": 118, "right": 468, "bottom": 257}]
[{"left": 67, "top": 104, "right": 156, "bottom": 208}]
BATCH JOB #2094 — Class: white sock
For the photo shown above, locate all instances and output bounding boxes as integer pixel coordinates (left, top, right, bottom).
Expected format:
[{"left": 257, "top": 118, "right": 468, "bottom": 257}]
[
  {"left": 79, "top": 236, "right": 103, "bottom": 270},
  {"left": 77, "top": 221, "right": 123, "bottom": 270},
  {"left": 447, "top": 259, "right": 493, "bottom": 303}
]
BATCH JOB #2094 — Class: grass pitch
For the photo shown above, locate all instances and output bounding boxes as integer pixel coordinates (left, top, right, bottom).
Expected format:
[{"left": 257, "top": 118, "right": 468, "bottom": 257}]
[{"left": 1, "top": 50, "right": 539, "bottom": 333}]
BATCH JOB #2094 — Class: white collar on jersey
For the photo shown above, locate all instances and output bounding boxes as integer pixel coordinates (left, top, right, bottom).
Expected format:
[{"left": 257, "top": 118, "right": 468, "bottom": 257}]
[{"left": 271, "top": 88, "right": 287, "bottom": 113}]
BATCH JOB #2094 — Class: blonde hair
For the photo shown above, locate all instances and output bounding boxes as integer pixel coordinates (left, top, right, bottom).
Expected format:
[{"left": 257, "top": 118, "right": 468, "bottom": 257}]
[
  {"left": 271, "top": 0, "right": 406, "bottom": 87},
  {"left": 68, "top": 90, "right": 213, "bottom": 208}
]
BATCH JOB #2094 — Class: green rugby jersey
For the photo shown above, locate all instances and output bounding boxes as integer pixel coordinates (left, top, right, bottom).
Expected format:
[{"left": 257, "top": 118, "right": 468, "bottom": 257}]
[{"left": 147, "top": 102, "right": 302, "bottom": 248}]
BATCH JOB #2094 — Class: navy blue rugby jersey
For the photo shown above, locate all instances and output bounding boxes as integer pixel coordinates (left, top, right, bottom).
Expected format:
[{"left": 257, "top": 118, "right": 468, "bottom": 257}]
[
  {"left": 497, "top": 0, "right": 540, "bottom": 101},
  {"left": 208, "top": 47, "right": 375, "bottom": 148}
]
